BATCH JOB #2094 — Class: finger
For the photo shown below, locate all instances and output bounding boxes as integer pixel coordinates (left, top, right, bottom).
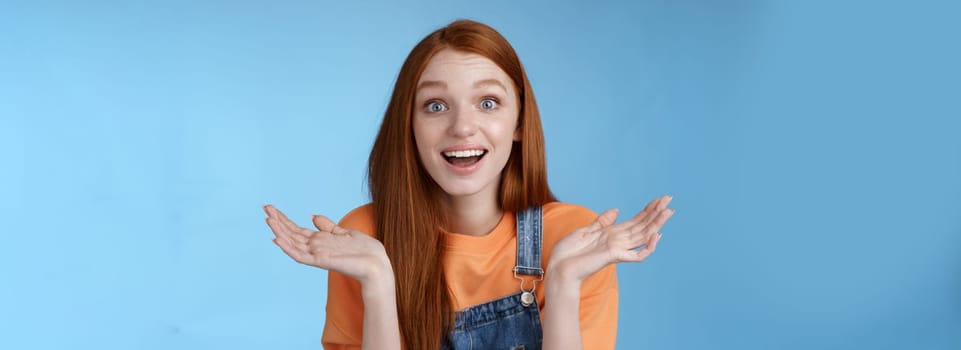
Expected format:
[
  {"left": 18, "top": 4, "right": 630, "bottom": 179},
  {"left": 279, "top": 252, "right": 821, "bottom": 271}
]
[
  {"left": 266, "top": 217, "right": 308, "bottom": 245},
  {"left": 657, "top": 195, "right": 673, "bottom": 211},
  {"left": 627, "top": 195, "right": 673, "bottom": 231},
  {"left": 623, "top": 196, "right": 662, "bottom": 225},
  {"left": 629, "top": 244, "right": 656, "bottom": 262},
  {"left": 268, "top": 206, "right": 315, "bottom": 240},
  {"left": 264, "top": 204, "right": 283, "bottom": 219},
  {"left": 583, "top": 209, "right": 619, "bottom": 233},
  {"left": 643, "top": 195, "right": 668, "bottom": 215},
  {"left": 650, "top": 232, "right": 663, "bottom": 251},
  {"left": 629, "top": 230, "right": 662, "bottom": 251},
  {"left": 312, "top": 215, "right": 348, "bottom": 235},
  {"left": 623, "top": 195, "right": 670, "bottom": 227},
  {"left": 271, "top": 206, "right": 302, "bottom": 233},
  {"left": 624, "top": 234, "right": 660, "bottom": 263},
  {"left": 626, "top": 208, "right": 673, "bottom": 247},
  {"left": 646, "top": 195, "right": 673, "bottom": 220},
  {"left": 642, "top": 208, "right": 675, "bottom": 234},
  {"left": 264, "top": 205, "right": 296, "bottom": 231},
  {"left": 264, "top": 216, "right": 292, "bottom": 240},
  {"left": 273, "top": 237, "right": 312, "bottom": 265}
]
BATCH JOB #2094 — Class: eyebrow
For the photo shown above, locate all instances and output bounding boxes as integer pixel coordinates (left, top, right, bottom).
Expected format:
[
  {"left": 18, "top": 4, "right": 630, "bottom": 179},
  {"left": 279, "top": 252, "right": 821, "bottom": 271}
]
[
  {"left": 472, "top": 79, "right": 508, "bottom": 91},
  {"left": 416, "top": 78, "right": 508, "bottom": 92}
]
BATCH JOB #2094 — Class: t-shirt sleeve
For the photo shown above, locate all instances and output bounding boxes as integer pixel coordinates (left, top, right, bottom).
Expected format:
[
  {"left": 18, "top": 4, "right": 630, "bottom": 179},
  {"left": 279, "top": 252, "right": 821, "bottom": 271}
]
[
  {"left": 543, "top": 203, "right": 619, "bottom": 350},
  {"left": 321, "top": 204, "right": 376, "bottom": 350}
]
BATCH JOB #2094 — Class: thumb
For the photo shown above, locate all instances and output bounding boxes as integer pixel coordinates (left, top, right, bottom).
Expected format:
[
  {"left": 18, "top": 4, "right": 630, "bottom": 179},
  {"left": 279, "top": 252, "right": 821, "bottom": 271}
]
[
  {"left": 313, "top": 214, "right": 351, "bottom": 235},
  {"left": 586, "top": 209, "right": 619, "bottom": 231},
  {"left": 312, "top": 214, "right": 337, "bottom": 232}
]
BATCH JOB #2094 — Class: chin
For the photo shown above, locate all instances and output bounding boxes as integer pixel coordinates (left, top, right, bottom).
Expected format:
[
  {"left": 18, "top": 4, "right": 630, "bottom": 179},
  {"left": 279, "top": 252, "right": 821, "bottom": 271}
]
[{"left": 435, "top": 179, "right": 495, "bottom": 198}]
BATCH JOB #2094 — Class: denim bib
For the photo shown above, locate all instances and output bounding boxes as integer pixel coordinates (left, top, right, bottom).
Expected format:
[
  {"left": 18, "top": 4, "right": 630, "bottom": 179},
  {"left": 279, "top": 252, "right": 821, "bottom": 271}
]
[{"left": 443, "top": 207, "right": 544, "bottom": 350}]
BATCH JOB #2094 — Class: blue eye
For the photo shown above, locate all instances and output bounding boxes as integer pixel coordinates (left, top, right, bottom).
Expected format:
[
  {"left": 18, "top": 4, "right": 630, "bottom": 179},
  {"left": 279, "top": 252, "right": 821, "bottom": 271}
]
[
  {"left": 426, "top": 101, "right": 448, "bottom": 113},
  {"left": 480, "top": 98, "right": 498, "bottom": 110}
]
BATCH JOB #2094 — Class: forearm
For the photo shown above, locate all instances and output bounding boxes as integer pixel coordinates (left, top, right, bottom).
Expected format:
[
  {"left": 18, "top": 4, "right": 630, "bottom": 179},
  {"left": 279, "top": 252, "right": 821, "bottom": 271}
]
[
  {"left": 543, "top": 268, "right": 584, "bottom": 350},
  {"left": 360, "top": 272, "right": 400, "bottom": 350}
]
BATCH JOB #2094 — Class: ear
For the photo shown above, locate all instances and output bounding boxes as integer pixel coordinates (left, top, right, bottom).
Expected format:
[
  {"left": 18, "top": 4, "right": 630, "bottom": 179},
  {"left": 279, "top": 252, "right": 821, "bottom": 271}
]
[{"left": 513, "top": 126, "right": 522, "bottom": 141}]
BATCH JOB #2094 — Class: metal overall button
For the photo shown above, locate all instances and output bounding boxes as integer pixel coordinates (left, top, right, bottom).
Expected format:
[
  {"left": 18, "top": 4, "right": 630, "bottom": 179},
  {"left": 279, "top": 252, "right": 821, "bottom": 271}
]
[{"left": 514, "top": 268, "right": 544, "bottom": 308}]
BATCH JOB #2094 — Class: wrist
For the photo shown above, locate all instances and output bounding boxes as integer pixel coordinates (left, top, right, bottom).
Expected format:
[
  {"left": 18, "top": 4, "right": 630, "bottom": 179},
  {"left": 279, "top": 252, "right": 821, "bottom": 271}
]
[
  {"left": 547, "top": 260, "right": 586, "bottom": 285},
  {"left": 546, "top": 262, "right": 583, "bottom": 297},
  {"left": 360, "top": 260, "right": 396, "bottom": 300}
]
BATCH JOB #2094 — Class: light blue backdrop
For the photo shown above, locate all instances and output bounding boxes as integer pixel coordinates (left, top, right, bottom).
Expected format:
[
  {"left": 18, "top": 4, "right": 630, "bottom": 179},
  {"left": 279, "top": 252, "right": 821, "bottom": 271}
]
[{"left": 2, "top": 0, "right": 958, "bottom": 349}]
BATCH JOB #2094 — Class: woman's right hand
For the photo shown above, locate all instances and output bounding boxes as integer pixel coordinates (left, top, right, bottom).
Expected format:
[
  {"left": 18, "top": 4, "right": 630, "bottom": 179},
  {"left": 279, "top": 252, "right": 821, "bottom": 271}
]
[{"left": 263, "top": 205, "right": 392, "bottom": 286}]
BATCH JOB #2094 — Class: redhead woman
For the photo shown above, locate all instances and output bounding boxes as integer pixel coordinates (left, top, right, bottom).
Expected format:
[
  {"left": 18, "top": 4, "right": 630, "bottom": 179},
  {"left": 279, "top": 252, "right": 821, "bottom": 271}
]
[{"left": 263, "top": 19, "right": 674, "bottom": 350}]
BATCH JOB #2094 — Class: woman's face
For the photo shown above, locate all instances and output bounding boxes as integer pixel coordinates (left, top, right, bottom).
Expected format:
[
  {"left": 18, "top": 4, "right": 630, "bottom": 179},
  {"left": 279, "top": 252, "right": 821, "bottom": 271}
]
[{"left": 413, "top": 49, "right": 520, "bottom": 202}]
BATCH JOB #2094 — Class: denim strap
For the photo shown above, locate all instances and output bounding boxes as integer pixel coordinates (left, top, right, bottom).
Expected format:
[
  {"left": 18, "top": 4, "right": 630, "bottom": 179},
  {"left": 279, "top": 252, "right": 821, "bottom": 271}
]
[{"left": 514, "top": 206, "right": 543, "bottom": 277}]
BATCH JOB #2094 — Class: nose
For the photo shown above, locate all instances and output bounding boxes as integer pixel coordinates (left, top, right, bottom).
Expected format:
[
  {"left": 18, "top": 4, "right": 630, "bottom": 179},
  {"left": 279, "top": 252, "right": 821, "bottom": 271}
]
[{"left": 448, "top": 107, "right": 478, "bottom": 138}]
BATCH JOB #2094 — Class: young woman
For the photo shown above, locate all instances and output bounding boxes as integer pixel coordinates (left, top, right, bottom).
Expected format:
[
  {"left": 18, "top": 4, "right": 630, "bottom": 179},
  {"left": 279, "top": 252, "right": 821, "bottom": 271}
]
[{"left": 263, "top": 19, "right": 674, "bottom": 350}]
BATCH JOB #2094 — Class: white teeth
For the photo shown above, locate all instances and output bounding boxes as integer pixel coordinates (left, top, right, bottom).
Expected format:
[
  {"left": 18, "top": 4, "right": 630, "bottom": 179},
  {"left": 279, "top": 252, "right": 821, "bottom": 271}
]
[{"left": 443, "top": 149, "right": 486, "bottom": 158}]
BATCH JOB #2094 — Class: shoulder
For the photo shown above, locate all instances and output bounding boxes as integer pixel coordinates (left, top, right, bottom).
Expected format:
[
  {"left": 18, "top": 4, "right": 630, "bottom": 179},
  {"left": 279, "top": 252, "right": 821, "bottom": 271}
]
[
  {"left": 541, "top": 201, "right": 598, "bottom": 240},
  {"left": 337, "top": 203, "right": 377, "bottom": 237},
  {"left": 543, "top": 201, "right": 598, "bottom": 227},
  {"left": 543, "top": 201, "right": 597, "bottom": 219}
]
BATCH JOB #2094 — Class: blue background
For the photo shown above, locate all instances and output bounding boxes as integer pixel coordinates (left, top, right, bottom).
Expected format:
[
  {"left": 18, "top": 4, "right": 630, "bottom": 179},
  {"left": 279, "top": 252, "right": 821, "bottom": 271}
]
[{"left": 2, "top": 0, "right": 959, "bottom": 349}]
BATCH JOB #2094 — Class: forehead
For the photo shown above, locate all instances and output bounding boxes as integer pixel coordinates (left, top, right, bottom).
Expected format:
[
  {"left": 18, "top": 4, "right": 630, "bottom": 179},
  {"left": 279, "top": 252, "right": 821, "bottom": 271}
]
[{"left": 417, "top": 49, "right": 512, "bottom": 86}]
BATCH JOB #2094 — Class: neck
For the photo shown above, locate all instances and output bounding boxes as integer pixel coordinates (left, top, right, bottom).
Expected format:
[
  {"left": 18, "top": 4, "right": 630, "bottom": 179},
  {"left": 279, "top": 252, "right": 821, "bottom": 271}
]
[{"left": 444, "top": 190, "right": 503, "bottom": 236}]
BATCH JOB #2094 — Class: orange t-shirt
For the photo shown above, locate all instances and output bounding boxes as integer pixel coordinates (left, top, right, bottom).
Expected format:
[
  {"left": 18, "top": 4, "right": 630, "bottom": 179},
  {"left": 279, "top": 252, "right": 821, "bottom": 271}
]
[{"left": 321, "top": 202, "right": 619, "bottom": 349}]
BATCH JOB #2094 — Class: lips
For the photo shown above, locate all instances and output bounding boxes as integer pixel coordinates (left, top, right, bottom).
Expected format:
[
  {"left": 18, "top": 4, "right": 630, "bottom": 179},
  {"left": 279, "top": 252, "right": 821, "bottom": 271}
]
[
  {"left": 443, "top": 149, "right": 487, "bottom": 166},
  {"left": 440, "top": 145, "right": 488, "bottom": 174}
]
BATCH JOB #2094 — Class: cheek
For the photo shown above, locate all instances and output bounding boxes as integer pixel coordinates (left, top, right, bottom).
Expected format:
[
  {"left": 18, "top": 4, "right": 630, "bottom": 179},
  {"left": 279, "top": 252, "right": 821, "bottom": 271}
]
[
  {"left": 505, "top": 110, "right": 522, "bottom": 142},
  {"left": 510, "top": 112, "right": 521, "bottom": 141},
  {"left": 412, "top": 120, "right": 436, "bottom": 157}
]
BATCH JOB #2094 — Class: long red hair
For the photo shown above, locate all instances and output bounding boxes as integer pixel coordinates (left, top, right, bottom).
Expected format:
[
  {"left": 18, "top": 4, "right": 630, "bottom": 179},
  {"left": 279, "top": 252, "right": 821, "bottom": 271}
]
[{"left": 368, "top": 19, "right": 556, "bottom": 349}]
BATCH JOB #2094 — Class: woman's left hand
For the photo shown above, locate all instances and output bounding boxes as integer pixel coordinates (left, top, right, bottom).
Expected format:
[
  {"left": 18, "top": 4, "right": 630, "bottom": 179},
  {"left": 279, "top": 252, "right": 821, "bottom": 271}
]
[{"left": 547, "top": 195, "right": 675, "bottom": 283}]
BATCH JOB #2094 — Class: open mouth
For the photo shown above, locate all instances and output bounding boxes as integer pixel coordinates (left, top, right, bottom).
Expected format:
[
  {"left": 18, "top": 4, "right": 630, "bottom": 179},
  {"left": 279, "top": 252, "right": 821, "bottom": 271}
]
[{"left": 442, "top": 149, "right": 488, "bottom": 167}]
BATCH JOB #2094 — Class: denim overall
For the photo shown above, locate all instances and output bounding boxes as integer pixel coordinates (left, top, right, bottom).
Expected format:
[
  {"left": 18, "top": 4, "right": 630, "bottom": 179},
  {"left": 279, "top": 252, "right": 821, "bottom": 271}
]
[{"left": 443, "top": 207, "right": 544, "bottom": 350}]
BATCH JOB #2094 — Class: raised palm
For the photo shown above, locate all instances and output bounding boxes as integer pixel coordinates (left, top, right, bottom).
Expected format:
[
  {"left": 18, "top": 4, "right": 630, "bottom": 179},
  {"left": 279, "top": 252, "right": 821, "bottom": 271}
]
[
  {"left": 263, "top": 205, "right": 390, "bottom": 284},
  {"left": 549, "top": 195, "right": 674, "bottom": 282}
]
